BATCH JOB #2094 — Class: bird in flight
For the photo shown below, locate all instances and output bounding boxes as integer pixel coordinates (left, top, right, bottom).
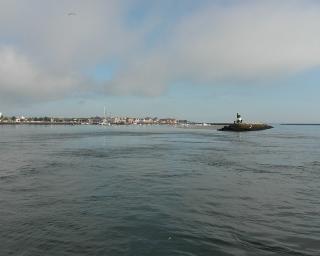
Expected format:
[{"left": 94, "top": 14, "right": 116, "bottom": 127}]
[{"left": 68, "top": 12, "right": 76, "bottom": 16}]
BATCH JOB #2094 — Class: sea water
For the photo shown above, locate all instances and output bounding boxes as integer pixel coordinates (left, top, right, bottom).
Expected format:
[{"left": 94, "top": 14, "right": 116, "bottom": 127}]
[{"left": 0, "top": 125, "right": 319, "bottom": 255}]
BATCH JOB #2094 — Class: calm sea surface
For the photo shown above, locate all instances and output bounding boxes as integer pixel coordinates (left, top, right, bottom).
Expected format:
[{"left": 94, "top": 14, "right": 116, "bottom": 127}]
[{"left": 0, "top": 125, "right": 319, "bottom": 255}]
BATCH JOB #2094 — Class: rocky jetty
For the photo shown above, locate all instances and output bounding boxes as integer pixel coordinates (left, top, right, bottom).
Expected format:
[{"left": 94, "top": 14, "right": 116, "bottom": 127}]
[
  {"left": 218, "top": 113, "right": 273, "bottom": 132},
  {"left": 218, "top": 123, "right": 273, "bottom": 131}
]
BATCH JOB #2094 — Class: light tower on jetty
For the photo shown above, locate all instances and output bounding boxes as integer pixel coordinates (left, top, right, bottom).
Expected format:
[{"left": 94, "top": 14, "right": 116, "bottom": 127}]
[{"left": 235, "top": 113, "right": 242, "bottom": 124}]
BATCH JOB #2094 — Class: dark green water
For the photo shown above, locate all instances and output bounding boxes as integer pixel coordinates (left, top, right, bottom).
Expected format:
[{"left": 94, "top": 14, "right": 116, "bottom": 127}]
[{"left": 0, "top": 125, "right": 319, "bottom": 255}]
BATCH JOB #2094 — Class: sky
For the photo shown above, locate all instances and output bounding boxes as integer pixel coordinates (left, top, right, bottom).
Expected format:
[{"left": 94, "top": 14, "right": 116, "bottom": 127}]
[{"left": 0, "top": 0, "right": 320, "bottom": 123}]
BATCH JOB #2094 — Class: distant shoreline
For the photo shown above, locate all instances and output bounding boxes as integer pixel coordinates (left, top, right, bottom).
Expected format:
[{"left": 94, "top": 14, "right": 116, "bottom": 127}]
[
  {"left": 0, "top": 121, "right": 231, "bottom": 126},
  {"left": 0, "top": 122, "right": 76, "bottom": 125},
  {"left": 281, "top": 124, "right": 320, "bottom": 126},
  {"left": 0, "top": 122, "right": 230, "bottom": 129}
]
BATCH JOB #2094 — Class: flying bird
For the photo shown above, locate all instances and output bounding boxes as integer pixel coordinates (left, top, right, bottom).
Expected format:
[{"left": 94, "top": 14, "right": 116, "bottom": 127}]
[{"left": 68, "top": 12, "right": 77, "bottom": 16}]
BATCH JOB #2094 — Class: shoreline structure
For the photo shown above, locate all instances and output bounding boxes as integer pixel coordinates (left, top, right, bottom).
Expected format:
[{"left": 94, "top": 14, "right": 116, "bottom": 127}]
[
  {"left": 0, "top": 113, "right": 276, "bottom": 128},
  {"left": 218, "top": 113, "right": 273, "bottom": 132},
  {"left": 0, "top": 114, "right": 207, "bottom": 126}
]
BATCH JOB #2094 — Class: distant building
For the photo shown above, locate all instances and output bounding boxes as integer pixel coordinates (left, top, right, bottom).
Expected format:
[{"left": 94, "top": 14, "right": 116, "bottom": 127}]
[
  {"left": 159, "top": 118, "right": 177, "bottom": 125},
  {"left": 178, "top": 120, "right": 188, "bottom": 124},
  {"left": 90, "top": 116, "right": 103, "bottom": 125},
  {"left": 143, "top": 117, "right": 154, "bottom": 124}
]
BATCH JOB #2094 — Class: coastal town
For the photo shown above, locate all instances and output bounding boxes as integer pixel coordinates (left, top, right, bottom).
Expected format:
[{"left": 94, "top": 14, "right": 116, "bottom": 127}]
[{"left": 0, "top": 112, "right": 195, "bottom": 126}]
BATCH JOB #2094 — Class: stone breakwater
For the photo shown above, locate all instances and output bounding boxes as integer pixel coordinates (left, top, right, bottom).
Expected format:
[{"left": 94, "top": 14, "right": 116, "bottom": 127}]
[{"left": 218, "top": 123, "right": 273, "bottom": 131}]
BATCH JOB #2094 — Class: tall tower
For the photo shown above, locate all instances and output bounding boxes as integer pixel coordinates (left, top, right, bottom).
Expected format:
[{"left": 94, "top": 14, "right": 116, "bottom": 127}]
[{"left": 236, "top": 113, "right": 242, "bottom": 123}]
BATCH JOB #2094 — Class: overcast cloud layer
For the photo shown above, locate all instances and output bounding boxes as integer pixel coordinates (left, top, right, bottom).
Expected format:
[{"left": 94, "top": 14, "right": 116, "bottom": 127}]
[{"left": 1, "top": 0, "right": 320, "bottom": 103}]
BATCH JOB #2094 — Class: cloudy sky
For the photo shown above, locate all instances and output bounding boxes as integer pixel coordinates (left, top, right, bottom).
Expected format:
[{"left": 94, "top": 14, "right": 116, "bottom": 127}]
[{"left": 0, "top": 0, "right": 319, "bottom": 122}]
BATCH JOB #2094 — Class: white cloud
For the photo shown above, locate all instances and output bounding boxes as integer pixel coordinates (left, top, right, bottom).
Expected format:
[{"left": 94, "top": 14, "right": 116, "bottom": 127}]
[
  {"left": 0, "top": 46, "right": 81, "bottom": 102},
  {"left": 107, "top": 1, "right": 320, "bottom": 94},
  {"left": 1, "top": 0, "right": 320, "bottom": 102},
  {"left": 171, "top": 1, "right": 320, "bottom": 79}
]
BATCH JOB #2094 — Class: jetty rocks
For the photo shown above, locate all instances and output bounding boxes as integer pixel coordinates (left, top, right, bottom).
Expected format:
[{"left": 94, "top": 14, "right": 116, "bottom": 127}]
[{"left": 218, "top": 113, "right": 273, "bottom": 132}]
